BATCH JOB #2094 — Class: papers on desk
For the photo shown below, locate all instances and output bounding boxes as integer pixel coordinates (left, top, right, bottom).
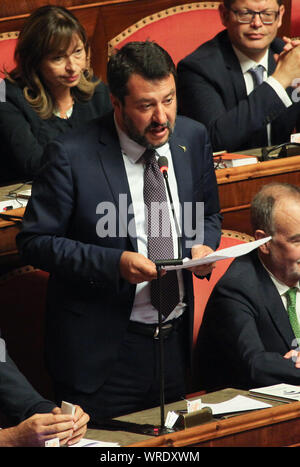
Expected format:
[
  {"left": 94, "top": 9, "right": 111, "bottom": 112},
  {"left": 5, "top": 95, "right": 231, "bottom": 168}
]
[
  {"left": 199, "top": 395, "right": 271, "bottom": 416},
  {"left": 165, "top": 395, "right": 271, "bottom": 428},
  {"left": 0, "top": 184, "right": 31, "bottom": 212},
  {"left": 163, "top": 236, "right": 272, "bottom": 271},
  {"left": 249, "top": 383, "right": 300, "bottom": 403},
  {"left": 70, "top": 438, "right": 120, "bottom": 447},
  {"left": 0, "top": 198, "right": 28, "bottom": 212}
]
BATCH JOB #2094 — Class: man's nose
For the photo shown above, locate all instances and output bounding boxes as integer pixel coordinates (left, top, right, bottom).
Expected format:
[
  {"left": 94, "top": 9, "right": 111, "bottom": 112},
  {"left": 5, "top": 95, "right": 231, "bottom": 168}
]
[
  {"left": 250, "top": 12, "right": 264, "bottom": 27},
  {"left": 152, "top": 104, "right": 167, "bottom": 124}
]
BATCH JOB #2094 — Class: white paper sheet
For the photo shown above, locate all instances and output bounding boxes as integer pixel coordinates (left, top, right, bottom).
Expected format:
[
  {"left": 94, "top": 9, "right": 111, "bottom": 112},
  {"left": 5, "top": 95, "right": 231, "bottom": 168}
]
[
  {"left": 164, "top": 236, "right": 271, "bottom": 270},
  {"left": 0, "top": 198, "right": 28, "bottom": 212},
  {"left": 200, "top": 395, "right": 271, "bottom": 415},
  {"left": 70, "top": 438, "right": 120, "bottom": 447}
]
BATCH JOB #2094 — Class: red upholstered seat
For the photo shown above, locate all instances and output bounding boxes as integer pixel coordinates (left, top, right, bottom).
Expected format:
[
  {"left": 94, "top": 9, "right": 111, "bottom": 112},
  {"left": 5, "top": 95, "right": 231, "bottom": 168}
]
[
  {"left": 193, "top": 230, "right": 254, "bottom": 344},
  {"left": 291, "top": 2, "right": 300, "bottom": 37},
  {"left": 0, "top": 32, "right": 18, "bottom": 78},
  {"left": 108, "top": 2, "right": 223, "bottom": 65},
  {"left": 0, "top": 266, "right": 53, "bottom": 400}
]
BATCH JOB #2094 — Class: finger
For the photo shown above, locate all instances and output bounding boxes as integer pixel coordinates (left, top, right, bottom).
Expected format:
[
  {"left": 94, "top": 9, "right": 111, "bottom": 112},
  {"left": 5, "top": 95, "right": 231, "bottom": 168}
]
[
  {"left": 42, "top": 420, "right": 75, "bottom": 436},
  {"left": 67, "top": 433, "right": 84, "bottom": 446},
  {"left": 74, "top": 411, "right": 90, "bottom": 429},
  {"left": 68, "top": 424, "right": 87, "bottom": 444}
]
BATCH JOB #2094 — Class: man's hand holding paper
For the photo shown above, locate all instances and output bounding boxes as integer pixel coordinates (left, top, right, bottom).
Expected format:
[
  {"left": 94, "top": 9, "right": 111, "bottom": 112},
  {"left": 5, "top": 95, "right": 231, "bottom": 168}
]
[{"left": 189, "top": 244, "right": 216, "bottom": 276}]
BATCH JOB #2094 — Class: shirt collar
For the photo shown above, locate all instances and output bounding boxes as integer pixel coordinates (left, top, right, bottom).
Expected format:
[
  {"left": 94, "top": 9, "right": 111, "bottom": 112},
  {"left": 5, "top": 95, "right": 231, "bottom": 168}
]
[
  {"left": 259, "top": 254, "right": 300, "bottom": 296},
  {"left": 232, "top": 45, "right": 269, "bottom": 75}
]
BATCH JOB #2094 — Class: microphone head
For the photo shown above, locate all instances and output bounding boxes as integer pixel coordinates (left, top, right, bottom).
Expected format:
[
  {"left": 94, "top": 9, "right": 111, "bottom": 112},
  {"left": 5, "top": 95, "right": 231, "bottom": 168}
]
[{"left": 158, "top": 156, "right": 169, "bottom": 175}]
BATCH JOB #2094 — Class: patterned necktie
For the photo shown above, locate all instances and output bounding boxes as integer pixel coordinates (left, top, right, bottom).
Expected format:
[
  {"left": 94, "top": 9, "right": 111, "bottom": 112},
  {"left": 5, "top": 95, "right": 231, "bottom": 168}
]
[
  {"left": 249, "top": 65, "right": 265, "bottom": 87},
  {"left": 285, "top": 287, "right": 300, "bottom": 340},
  {"left": 143, "top": 149, "right": 179, "bottom": 319}
]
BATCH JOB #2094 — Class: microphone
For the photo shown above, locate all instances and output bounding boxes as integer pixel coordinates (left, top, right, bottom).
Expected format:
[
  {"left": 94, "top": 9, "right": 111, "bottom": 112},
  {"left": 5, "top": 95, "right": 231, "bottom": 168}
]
[
  {"left": 158, "top": 156, "right": 182, "bottom": 260},
  {"left": 158, "top": 156, "right": 169, "bottom": 177}
]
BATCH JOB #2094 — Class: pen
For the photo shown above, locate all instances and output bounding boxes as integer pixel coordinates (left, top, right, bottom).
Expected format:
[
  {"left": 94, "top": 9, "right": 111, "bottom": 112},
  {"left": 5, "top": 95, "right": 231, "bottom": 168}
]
[{"left": 3, "top": 205, "right": 14, "bottom": 210}]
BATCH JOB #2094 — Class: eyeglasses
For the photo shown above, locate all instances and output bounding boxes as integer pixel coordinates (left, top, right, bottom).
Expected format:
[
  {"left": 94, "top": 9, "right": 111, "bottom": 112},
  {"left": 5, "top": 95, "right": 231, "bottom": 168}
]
[{"left": 229, "top": 9, "right": 280, "bottom": 24}]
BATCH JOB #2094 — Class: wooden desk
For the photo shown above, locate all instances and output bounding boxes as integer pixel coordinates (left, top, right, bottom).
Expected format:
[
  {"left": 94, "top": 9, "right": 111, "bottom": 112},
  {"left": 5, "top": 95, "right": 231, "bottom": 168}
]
[
  {"left": 0, "top": 184, "right": 27, "bottom": 271},
  {"left": 85, "top": 388, "right": 300, "bottom": 447},
  {"left": 217, "top": 154, "right": 300, "bottom": 234}
]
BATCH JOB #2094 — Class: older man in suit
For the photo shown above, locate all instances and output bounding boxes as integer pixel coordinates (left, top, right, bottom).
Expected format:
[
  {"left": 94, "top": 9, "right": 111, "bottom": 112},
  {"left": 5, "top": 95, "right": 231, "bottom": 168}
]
[
  {"left": 177, "top": 0, "right": 300, "bottom": 152},
  {"left": 17, "top": 41, "right": 222, "bottom": 423},
  {"left": 197, "top": 183, "right": 300, "bottom": 391}
]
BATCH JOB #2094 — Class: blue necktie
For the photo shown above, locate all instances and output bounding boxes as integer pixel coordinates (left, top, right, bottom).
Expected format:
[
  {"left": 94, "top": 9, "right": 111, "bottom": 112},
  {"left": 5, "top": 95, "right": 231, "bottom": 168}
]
[{"left": 249, "top": 65, "right": 265, "bottom": 87}]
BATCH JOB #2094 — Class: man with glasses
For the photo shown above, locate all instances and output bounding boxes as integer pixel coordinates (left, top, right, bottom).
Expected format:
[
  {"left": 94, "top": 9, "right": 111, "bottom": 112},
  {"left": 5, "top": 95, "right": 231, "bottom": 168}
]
[{"left": 177, "top": 1, "right": 300, "bottom": 152}]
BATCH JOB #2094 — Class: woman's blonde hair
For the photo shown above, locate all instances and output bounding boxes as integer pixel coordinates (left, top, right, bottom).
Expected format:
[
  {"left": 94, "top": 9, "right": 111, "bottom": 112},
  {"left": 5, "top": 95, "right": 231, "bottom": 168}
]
[{"left": 7, "top": 5, "right": 99, "bottom": 119}]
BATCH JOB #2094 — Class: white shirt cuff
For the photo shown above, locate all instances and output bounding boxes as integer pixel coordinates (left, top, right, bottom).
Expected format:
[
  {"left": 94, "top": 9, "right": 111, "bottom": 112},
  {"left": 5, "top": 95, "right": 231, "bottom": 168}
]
[{"left": 266, "top": 76, "right": 293, "bottom": 107}]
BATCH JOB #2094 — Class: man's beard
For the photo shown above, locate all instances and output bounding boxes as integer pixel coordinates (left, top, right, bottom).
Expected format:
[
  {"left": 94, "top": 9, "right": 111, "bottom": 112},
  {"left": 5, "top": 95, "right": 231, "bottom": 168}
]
[{"left": 122, "top": 111, "right": 175, "bottom": 149}]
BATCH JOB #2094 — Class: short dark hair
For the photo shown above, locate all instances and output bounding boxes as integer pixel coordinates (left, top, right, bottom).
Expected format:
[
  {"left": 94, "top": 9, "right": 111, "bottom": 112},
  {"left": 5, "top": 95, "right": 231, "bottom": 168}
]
[
  {"left": 107, "top": 40, "right": 176, "bottom": 103},
  {"left": 223, "top": 0, "right": 282, "bottom": 8},
  {"left": 250, "top": 183, "right": 300, "bottom": 235}
]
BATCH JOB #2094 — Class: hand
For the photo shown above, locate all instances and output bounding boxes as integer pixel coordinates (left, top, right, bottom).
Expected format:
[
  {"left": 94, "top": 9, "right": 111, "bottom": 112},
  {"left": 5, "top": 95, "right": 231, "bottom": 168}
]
[
  {"left": 188, "top": 244, "right": 216, "bottom": 277},
  {"left": 119, "top": 251, "right": 159, "bottom": 284},
  {"left": 283, "top": 349, "right": 300, "bottom": 368},
  {"left": 281, "top": 36, "right": 300, "bottom": 53},
  {"left": 52, "top": 405, "right": 90, "bottom": 446},
  {"left": 272, "top": 42, "right": 300, "bottom": 89},
  {"left": 8, "top": 412, "right": 75, "bottom": 447}
]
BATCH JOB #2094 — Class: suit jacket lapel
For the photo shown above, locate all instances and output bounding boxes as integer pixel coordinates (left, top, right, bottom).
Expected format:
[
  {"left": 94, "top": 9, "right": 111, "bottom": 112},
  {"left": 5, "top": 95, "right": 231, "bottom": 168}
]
[
  {"left": 220, "top": 32, "right": 247, "bottom": 102},
  {"left": 169, "top": 127, "right": 193, "bottom": 258},
  {"left": 97, "top": 114, "right": 138, "bottom": 251},
  {"left": 254, "top": 252, "right": 295, "bottom": 347}
]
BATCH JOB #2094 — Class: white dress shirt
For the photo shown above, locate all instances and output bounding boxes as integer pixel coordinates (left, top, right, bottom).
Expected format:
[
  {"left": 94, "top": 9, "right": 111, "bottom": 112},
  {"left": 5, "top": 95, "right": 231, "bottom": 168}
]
[
  {"left": 259, "top": 257, "right": 300, "bottom": 324},
  {"left": 115, "top": 118, "right": 186, "bottom": 323}
]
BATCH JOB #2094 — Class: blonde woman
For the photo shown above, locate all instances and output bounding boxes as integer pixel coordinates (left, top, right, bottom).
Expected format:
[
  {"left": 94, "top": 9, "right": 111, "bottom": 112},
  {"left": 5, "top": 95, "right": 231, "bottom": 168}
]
[{"left": 0, "top": 5, "right": 111, "bottom": 183}]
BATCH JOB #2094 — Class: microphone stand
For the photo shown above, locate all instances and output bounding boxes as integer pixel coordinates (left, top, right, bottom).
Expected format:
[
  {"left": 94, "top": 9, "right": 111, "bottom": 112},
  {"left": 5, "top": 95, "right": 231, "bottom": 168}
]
[
  {"left": 152, "top": 159, "right": 183, "bottom": 435},
  {"left": 153, "top": 258, "right": 182, "bottom": 435}
]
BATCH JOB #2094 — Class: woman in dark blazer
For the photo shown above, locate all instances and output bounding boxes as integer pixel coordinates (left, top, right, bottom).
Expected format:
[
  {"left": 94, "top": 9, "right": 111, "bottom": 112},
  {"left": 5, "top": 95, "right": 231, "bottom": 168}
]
[{"left": 0, "top": 5, "right": 111, "bottom": 184}]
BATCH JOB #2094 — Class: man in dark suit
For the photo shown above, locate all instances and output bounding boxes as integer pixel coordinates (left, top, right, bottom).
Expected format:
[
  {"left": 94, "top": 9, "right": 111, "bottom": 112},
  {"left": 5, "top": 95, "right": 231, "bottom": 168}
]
[
  {"left": 197, "top": 183, "right": 300, "bottom": 391},
  {"left": 0, "top": 352, "right": 89, "bottom": 446},
  {"left": 17, "top": 41, "right": 222, "bottom": 423},
  {"left": 177, "top": 0, "right": 300, "bottom": 152}
]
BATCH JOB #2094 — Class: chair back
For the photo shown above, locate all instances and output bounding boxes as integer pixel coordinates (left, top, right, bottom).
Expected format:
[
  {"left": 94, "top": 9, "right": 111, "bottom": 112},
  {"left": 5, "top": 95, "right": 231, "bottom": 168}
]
[
  {"left": 108, "top": 2, "right": 223, "bottom": 65},
  {"left": 0, "top": 32, "right": 18, "bottom": 78},
  {"left": 193, "top": 230, "right": 254, "bottom": 344},
  {"left": 0, "top": 266, "right": 53, "bottom": 400},
  {"left": 291, "top": 2, "right": 300, "bottom": 37}
]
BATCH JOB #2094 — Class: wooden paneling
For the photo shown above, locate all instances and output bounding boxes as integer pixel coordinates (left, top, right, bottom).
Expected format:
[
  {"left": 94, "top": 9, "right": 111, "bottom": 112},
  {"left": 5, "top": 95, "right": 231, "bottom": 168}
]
[
  {"left": 217, "top": 155, "right": 300, "bottom": 234},
  {"left": 0, "top": 0, "right": 292, "bottom": 80}
]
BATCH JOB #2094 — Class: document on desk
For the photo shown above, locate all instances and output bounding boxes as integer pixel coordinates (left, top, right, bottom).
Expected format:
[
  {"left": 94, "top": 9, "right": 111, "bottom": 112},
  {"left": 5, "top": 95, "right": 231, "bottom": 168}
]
[
  {"left": 201, "top": 395, "right": 271, "bottom": 416},
  {"left": 164, "top": 236, "right": 272, "bottom": 270},
  {"left": 70, "top": 438, "right": 120, "bottom": 447},
  {"left": 0, "top": 199, "right": 28, "bottom": 212}
]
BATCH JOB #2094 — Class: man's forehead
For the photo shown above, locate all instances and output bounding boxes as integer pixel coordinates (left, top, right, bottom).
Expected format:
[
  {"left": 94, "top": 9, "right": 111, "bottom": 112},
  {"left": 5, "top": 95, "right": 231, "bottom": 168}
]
[
  {"left": 126, "top": 73, "right": 176, "bottom": 98},
  {"left": 274, "top": 199, "right": 300, "bottom": 230}
]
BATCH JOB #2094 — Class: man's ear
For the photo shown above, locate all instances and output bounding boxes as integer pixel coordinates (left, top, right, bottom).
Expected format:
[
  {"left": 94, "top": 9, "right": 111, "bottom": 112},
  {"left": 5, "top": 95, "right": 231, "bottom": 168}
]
[
  {"left": 219, "top": 4, "right": 230, "bottom": 27},
  {"left": 277, "top": 4, "right": 285, "bottom": 30},
  {"left": 255, "top": 229, "right": 271, "bottom": 255},
  {"left": 110, "top": 93, "right": 121, "bottom": 110}
]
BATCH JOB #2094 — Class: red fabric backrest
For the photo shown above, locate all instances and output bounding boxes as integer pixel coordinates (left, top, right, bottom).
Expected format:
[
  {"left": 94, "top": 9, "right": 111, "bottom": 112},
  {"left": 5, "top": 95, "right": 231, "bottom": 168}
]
[
  {"left": 291, "top": 1, "right": 300, "bottom": 37},
  {"left": 0, "top": 268, "right": 53, "bottom": 399},
  {"left": 193, "top": 235, "right": 252, "bottom": 344},
  {"left": 109, "top": 6, "right": 224, "bottom": 65},
  {"left": 0, "top": 36, "right": 17, "bottom": 78}
]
